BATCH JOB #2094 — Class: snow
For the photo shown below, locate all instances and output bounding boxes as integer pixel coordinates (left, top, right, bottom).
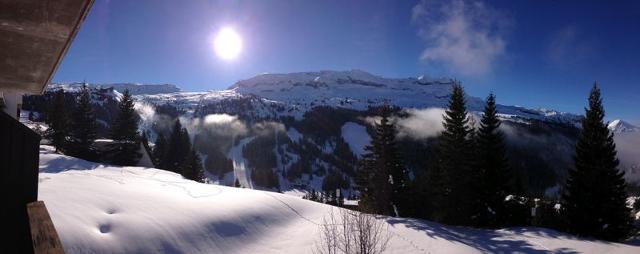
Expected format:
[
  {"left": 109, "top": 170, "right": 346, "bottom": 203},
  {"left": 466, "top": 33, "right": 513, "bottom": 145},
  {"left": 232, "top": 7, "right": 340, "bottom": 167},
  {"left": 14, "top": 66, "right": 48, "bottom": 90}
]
[
  {"left": 341, "top": 122, "right": 370, "bottom": 156},
  {"left": 105, "top": 70, "right": 582, "bottom": 124},
  {"left": 50, "top": 70, "right": 584, "bottom": 126},
  {"left": 38, "top": 145, "right": 640, "bottom": 253},
  {"left": 228, "top": 136, "right": 256, "bottom": 188},
  {"left": 19, "top": 111, "right": 48, "bottom": 134},
  {"left": 282, "top": 189, "right": 307, "bottom": 198},
  {"left": 286, "top": 127, "right": 303, "bottom": 142},
  {"left": 137, "top": 143, "right": 155, "bottom": 168},
  {"left": 229, "top": 70, "right": 459, "bottom": 115},
  {"left": 609, "top": 119, "right": 640, "bottom": 133},
  {"left": 48, "top": 82, "right": 181, "bottom": 95}
]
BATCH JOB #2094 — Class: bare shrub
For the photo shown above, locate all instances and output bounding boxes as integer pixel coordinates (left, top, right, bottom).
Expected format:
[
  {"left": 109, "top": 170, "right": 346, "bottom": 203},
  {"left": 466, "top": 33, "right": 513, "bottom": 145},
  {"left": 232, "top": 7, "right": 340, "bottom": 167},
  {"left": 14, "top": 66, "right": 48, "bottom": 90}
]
[{"left": 314, "top": 208, "right": 392, "bottom": 254}]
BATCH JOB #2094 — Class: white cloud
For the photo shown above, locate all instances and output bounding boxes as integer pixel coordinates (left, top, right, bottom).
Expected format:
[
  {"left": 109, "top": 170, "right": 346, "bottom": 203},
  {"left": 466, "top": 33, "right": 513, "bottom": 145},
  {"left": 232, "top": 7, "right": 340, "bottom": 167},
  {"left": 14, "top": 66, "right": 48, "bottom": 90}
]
[
  {"left": 613, "top": 132, "right": 640, "bottom": 183},
  {"left": 395, "top": 108, "right": 446, "bottom": 139},
  {"left": 181, "top": 114, "right": 248, "bottom": 140},
  {"left": 362, "top": 116, "right": 382, "bottom": 126},
  {"left": 412, "top": 0, "right": 510, "bottom": 76},
  {"left": 252, "top": 121, "right": 286, "bottom": 136},
  {"left": 203, "top": 114, "right": 237, "bottom": 125}
]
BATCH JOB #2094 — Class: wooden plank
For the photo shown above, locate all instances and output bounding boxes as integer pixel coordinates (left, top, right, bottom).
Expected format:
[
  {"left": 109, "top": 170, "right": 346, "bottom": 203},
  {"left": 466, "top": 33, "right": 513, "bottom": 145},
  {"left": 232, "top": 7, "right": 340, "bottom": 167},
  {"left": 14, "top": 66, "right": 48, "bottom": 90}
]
[{"left": 27, "top": 201, "right": 65, "bottom": 254}]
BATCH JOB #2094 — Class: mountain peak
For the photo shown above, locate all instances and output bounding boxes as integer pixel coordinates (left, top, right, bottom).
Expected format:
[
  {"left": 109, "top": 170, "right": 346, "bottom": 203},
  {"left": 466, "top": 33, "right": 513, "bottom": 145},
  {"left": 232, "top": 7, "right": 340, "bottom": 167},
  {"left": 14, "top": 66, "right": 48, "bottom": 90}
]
[{"left": 608, "top": 119, "right": 639, "bottom": 133}]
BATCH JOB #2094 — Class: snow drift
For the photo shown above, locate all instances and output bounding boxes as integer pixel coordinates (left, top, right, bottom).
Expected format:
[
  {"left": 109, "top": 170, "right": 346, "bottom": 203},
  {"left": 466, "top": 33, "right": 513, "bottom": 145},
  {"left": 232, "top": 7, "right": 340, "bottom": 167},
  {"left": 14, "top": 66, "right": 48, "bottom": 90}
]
[{"left": 37, "top": 145, "right": 640, "bottom": 253}]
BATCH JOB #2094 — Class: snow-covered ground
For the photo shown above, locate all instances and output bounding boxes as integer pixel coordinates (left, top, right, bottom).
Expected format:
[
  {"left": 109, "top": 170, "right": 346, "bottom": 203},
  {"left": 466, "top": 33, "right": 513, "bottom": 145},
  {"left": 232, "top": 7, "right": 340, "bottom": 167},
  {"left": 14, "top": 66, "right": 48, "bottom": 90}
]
[
  {"left": 341, "top": 122, "right": 370, "bottom": 156},
  {"left": 38, "top": 145, "right": 640, "bottom": 253},
  {"left": 228, "top": 136, "right": 256, "bottom": 189}
]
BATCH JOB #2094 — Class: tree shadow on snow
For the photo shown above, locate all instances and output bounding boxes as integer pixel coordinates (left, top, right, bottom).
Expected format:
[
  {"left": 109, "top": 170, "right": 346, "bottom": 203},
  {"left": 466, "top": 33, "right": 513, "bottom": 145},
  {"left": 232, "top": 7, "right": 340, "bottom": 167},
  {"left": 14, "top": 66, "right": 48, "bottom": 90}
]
[
  {"left": 623, "top": 236, "right": 640, "bottom": 246},
  {"left": 506, "top": 227, "right": 640, "bottom": 247},
  {"left": 39, "top": 155, "right": 103, "bottom": 173},
  {"left": 386, "top": 218, "right": 581, "bottom": 254}
]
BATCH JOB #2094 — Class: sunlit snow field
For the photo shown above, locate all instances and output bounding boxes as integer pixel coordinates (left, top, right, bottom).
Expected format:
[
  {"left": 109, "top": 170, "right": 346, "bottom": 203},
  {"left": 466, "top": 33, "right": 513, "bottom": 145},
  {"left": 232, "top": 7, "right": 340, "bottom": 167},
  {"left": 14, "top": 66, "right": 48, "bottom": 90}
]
[{"left": 38, "top": 145, "right": 640, "bottom": 253}]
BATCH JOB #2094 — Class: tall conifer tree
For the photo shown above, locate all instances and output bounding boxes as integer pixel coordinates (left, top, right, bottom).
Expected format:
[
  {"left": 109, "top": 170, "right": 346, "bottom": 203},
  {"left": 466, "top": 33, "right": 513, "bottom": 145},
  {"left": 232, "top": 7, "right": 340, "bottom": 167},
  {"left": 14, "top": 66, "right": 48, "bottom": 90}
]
[
  {"left": 165, "top": 119, "right": 191, "bottom": 174},
  {"left": 356, "top": 104, "right": 409, "bottom": 216},
  {"left": 69, "top": 84, "right": 97, "bottom": 160},
  {"left": 434, "top": 83, "right": 477, "bottom": 225},
  {"left": 181, "top": 147, "right": 205, "bottom": 183},
  {"left": 152, "top": 133, "right": 168, "bottom": 169},
  {"left": 561, "top": 84, "right": 632, "bottom": 241},
  {"left": 46, "top": 90, "right": 70, "bottom": 152},
  {"left": 108, "top": 89, "right": 141, "bottom": 165},
  {"left": 475, "top": 93, "right": 511, "bottom": 227}
]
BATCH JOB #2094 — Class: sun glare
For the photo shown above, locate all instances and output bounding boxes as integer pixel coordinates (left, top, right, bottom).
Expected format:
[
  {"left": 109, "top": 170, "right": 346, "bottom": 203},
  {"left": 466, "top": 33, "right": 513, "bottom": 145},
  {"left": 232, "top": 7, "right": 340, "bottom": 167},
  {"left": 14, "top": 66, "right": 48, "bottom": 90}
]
[{"left": 213, "top": 27, "right": 242, "bottom": 60}]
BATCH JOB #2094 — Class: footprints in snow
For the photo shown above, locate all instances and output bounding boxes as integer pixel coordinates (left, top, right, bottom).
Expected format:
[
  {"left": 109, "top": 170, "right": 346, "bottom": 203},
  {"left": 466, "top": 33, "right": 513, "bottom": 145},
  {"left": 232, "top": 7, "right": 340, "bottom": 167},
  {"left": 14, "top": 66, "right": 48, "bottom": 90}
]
[
  {"left": 98, "top": 224, "right": 111, "bottom": 234},
  {"left": 98, "top": 208, "right": 117, "bottom": 234}
]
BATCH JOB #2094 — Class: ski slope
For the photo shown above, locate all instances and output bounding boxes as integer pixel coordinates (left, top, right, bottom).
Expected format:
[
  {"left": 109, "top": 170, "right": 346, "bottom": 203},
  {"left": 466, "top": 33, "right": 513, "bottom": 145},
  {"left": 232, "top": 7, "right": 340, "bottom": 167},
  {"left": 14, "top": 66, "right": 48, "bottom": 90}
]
[
  {"left": 38, "top": 145, "right": 640, "bottom": 253},
  {"left": 228, "top": 136, "right": 256, "bottom": 189}
]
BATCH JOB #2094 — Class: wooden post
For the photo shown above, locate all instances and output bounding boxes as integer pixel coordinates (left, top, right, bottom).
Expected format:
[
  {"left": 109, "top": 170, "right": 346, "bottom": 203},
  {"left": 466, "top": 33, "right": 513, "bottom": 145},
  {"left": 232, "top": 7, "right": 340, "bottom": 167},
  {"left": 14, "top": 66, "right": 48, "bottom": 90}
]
[{"left": 27, "top": 201, "right": 65, "bottom": 254}]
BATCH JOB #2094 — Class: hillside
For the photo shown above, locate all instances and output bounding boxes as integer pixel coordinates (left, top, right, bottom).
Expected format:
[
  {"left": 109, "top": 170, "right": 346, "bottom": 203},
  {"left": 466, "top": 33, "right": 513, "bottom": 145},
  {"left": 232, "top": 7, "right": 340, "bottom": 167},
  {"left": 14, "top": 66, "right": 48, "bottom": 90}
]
[
  {"left": 38, "top": 145, "right": 640, "bottom": 253},
  {"left": 25, "top": 70, "right": 640, "bottom": 197},
  {"left": 49, "top": 82, "right": 181, "bottom": 95}
]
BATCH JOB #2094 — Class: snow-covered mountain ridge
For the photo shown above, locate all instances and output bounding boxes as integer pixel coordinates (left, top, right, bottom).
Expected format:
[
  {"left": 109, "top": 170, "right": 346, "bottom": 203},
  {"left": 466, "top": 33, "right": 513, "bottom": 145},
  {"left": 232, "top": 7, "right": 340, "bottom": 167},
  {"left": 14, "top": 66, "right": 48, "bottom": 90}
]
[
  {"left": 118, "top": 70, "right": 580, "bottom": 124},
  {"left": 49, "top": 82, "right": 181, "bottom": 95}
]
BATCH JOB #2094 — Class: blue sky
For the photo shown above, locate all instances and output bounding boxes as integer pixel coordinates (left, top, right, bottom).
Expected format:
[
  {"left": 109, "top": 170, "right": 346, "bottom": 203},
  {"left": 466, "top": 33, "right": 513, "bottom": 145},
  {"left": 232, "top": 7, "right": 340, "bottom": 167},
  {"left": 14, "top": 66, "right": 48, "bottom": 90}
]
[{"left": 53, "top": 0, "right": 640, "bottom": 123}]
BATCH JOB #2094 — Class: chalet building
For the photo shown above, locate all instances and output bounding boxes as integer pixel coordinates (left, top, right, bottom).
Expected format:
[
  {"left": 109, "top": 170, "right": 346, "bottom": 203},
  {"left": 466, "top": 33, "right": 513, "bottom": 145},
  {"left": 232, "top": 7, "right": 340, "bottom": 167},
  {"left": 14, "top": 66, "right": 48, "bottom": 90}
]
[{"left": 0, "top": 0, "right": 93, "bottom": 253}]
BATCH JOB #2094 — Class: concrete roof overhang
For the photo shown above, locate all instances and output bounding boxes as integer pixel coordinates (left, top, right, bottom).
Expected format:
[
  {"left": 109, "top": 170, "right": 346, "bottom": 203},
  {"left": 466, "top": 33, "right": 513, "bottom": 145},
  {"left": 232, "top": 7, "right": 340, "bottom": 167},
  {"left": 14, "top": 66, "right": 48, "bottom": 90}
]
[{"left": 0, "top": 0, "right": 93, "bottom": 94}]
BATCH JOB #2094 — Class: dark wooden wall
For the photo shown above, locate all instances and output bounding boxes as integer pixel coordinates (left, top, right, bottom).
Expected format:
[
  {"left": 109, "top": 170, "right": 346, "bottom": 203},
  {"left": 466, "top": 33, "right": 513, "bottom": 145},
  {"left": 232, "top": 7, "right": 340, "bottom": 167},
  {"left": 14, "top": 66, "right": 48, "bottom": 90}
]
[{"left": 1, "top": 110, "right": 41, "bottom": 253}]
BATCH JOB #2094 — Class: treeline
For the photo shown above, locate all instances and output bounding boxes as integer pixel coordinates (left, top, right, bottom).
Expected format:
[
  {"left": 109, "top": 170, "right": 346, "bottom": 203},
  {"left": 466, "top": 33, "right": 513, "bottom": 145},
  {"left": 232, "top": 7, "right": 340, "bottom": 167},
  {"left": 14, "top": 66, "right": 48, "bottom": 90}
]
[
  {"left": 45, "top": 86, "right": 141, "bottom": 165},
  {"left": 23, "top": 86, "right": 119, "bottom": 136},
  {"left": 303, "top": 188, "right": 346, "bottom": 207},
  {"left": 355, "top": 83, "right": 635, "bottom": 241},
  {"left": 44, "top": 85, "right": 205, "bottom": 183}
]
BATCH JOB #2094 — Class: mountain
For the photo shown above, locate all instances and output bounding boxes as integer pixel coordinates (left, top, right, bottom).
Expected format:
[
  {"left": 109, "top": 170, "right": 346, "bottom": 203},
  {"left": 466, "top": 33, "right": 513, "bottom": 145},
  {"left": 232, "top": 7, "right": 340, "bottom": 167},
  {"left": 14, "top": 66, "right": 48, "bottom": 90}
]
[
  {"left": 132, "top": 70, "right": 581, "bottom": 123},
  {"left": 47, "top": 71, "right": 581, "bottom": 124},
  {"left": 24, "top": 70, "right": 639, "bottom": 196},
  {"left": 49, "top": 82, "right": 181, "bottom": 95},
  {"left": 609, "top": 119, "right": 640, "bottom": 133},
  {"left": 609, "top": 120, "right": 640, "bottom": 184},
  {"left": 38, "top": 145, "right": 640, "bottom": 253},
  {"left": 230, "top": 70, "right": 581, "bottom": 123}
]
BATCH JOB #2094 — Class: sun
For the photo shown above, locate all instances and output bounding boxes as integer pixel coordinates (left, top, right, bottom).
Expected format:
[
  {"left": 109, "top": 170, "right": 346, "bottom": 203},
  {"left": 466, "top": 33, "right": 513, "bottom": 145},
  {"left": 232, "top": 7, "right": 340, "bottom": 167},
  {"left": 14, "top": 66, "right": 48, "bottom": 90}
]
[{"left": 213, "top": 27, "right": 242, "bottom": 60}]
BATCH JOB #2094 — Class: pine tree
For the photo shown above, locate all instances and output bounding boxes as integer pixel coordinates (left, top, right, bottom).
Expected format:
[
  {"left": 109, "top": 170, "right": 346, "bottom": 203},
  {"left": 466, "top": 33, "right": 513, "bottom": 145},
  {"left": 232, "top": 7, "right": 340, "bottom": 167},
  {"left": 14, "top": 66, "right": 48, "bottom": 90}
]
[
  {"left": 46, "top": 90, "right": 70, "bottom": 152},
  {"left": 108, "top": 89, "right": 141, "bottom": 165},
  {"left": 181, "top": 148, "right": 205, "bottom": 183},
  {"left": 433, "top": 83, "right": 477, "bottom": 225},
  {"left": 165, "top": 119, "right": 191, "bottom": 173},
  {"left": 356, "top": 104, "right": 409, "bottom": 216},
  {"left": 423, "top": 156, "right": 446, "bottom": 221},
  {"left": 561, "top": 84, "right": 632, "bottom": 241},
  {"left": 152, "top": 133, "right": 168, "bottom": 169},
  {"left": 327, "top": 191, "right": 338, "bottom": 206},
  {"left": 69, "top": 84, "right": 97, "bottom": 161},
  {"left": 475, "top": 93, "right": 511, "bottom": 228}
]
